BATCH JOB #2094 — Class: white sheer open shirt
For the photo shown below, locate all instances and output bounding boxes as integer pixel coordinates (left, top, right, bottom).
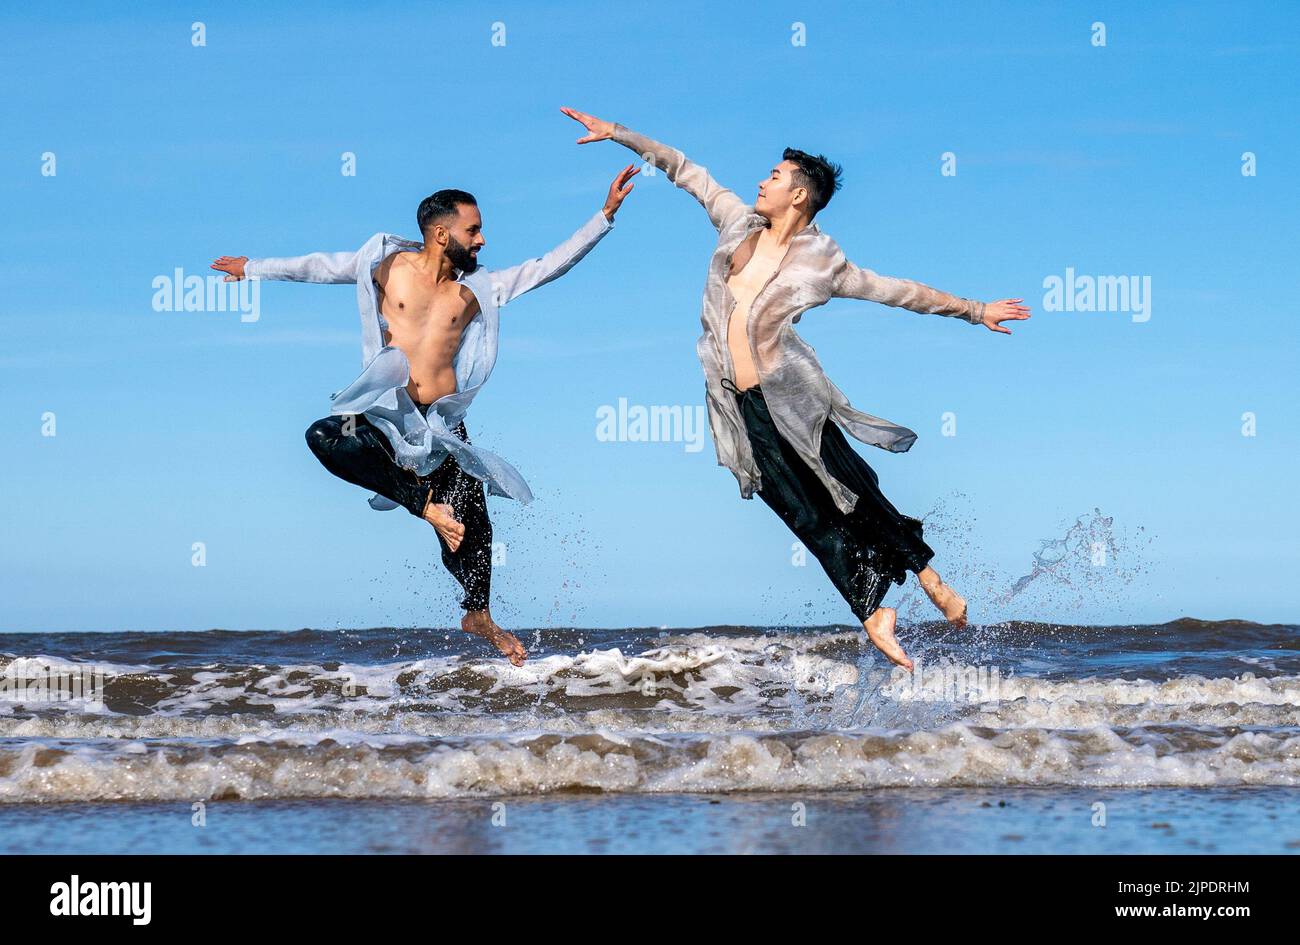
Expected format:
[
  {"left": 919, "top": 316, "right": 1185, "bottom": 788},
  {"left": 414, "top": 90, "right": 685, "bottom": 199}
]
[{"left": 246, "top": 210, "right": 613, "bottom": 509}]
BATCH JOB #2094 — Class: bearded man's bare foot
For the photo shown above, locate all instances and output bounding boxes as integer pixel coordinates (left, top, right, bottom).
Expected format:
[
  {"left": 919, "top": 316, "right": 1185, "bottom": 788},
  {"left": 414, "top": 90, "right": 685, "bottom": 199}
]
[
  {"left": 422, "top": 501, "right": 465, "bottom": 552},
  {"left": 462, "top": 610, "right": 527, "bottom": 666},
  {"left": 863, "top": 607, "right": 912, "bottom": 671}
]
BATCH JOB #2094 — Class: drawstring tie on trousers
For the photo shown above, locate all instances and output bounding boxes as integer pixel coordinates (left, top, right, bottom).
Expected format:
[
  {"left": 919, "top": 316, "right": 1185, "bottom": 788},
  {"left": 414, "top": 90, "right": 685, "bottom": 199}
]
[{"left": 722, "top": 377, "right": 761, "bottom": 397}]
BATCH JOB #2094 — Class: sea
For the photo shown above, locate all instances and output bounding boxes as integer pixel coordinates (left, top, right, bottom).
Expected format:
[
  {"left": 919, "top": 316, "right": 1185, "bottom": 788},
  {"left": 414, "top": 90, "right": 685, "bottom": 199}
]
[{"left": 2, "top": 616, "right": 1298, "bottom": 854}]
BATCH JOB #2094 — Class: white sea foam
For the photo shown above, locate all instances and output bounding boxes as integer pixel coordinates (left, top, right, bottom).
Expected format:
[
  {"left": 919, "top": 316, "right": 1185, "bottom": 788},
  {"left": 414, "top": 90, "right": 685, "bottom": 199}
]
[
  {"left": 3, "top": 634, "right": 1296, "bottom": 802},
  {"left": 3, "top": 723, "right": 1299, "bottom": 802}
]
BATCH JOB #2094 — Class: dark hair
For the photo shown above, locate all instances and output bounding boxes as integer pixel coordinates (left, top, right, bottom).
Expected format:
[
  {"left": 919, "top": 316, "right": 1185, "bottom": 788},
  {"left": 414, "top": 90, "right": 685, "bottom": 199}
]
[
  {"left": 782, "top": 147, "right": 842, "bottom": 218},
  {"left": 417, "top": 189, "right": 477, "bottom": 236}
]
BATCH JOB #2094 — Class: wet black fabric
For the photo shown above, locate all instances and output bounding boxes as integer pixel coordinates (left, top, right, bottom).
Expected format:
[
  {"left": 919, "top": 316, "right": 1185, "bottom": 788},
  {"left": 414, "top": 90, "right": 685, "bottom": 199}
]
[
  {"left": 725, "top": 379, "right": 935, "bottom": 621},
  {"left": 304, "top": 413, "right": 493, "bottom": 612}
]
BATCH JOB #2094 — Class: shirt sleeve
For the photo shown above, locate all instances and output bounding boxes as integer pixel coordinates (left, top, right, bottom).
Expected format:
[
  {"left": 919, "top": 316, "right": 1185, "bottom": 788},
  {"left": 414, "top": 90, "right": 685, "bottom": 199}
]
[
  {"left": 610, "top": 123, "right": 749, "bottom": 232},
  {"left": 832, "top": 259, "right": 985, "bottom": 325},
  {"left": 244, "top": 250, "right": 361, "bottom": 284},
  {"left": 488, "top": 209, "right": 614, "bottom": 307}
]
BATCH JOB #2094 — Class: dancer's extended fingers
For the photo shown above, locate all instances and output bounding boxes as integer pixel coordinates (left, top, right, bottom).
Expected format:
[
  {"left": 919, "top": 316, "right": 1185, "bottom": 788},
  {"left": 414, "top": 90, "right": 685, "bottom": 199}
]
[
  {"left": 562, "top": 106, "right": 598, "bottom": 137},
  {"left": 615, "top": 166, "right": 640, "bottom": 191}
]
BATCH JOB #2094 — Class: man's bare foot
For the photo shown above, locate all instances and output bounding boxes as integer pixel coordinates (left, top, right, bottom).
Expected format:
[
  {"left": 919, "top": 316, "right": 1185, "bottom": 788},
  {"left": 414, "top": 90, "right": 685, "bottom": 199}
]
[
  {"left": 863, "top": 607, "right": 912, "bottom": 671},
  {"left": 462, "top": 610, "right": 527, "bottom": 666},
  {"left": 423, "top": 502, "right": 465, "bottom": 552},
  {"left": 917, "top": 566, "right": 968, "bottom": 629},
  {"left": 930, "top": 584, "right": 968, "bottom": 629}
]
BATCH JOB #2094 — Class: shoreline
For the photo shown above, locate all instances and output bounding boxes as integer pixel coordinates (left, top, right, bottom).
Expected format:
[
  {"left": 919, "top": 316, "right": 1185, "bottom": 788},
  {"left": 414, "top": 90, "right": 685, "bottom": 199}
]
[{"left": 3, "top": 787, "right": 1297, "bottom": 855}]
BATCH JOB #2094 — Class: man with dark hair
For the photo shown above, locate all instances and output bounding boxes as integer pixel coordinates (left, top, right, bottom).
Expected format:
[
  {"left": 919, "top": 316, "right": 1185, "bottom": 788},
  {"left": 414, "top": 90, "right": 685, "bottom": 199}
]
[
  {"left": 416, "top": 189, "right": 479, "bottom": 250},
  {"left": 780, "top": 147, "right": 842, "bottom": 217},
  {"left": 211, "top": 166, "right": 638, "bottom": 665},
  {"left": 562, "top": 107, "right": 1030, "bottom": 670}
]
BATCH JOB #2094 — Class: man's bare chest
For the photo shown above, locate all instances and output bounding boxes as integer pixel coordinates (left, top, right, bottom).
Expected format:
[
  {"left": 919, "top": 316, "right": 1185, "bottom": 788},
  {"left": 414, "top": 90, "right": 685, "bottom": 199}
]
[
  {"left": 727, "top": 252, "right": 783, "bottom": 303},
  {"left": 377, "top": 269, "right": 480, "bottom": 341},
  {"left": 725, "top": 230, "right": 786, "bottom": 298}
]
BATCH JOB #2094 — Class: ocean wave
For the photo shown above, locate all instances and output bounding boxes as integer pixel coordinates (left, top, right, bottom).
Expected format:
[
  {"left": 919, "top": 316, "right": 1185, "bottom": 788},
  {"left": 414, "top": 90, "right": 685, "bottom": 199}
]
[
  {"left": 3, "top": 625, "right": 1297, "bottom": 802},
  {"left": 3, "top": 723, "right": 1299, "bottom": 802}
]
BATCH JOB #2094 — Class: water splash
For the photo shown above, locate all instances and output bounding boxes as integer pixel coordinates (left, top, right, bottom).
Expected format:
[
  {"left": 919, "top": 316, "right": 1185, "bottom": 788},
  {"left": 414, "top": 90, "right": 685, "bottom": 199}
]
[{"left": 996, "top": 507, "right": 1153, "bottom": 618}]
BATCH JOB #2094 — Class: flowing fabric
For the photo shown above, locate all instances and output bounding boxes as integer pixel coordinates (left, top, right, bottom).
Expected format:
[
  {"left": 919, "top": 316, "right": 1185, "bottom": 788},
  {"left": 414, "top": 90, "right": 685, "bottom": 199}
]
[
  {"left": 245, "top": 211, "right": 614, "bottom": 509},
  {"left": 611, "top": 124, "right": 984, "bottom": 515}
]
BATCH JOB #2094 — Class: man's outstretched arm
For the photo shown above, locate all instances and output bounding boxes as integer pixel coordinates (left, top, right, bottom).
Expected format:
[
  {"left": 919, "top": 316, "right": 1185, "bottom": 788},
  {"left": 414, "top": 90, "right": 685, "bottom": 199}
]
[
  {"left": 210, "top": 250, "right": 361, "bottom": 284},
  {"left": 832, "top": 260, "right": 1031, "bottom": 334},
  {"left": 561, "top": 107, "right": 748, "bottom": 232},
  {"left": 490, "top": 164, "right": 637, "bottom": 307}
]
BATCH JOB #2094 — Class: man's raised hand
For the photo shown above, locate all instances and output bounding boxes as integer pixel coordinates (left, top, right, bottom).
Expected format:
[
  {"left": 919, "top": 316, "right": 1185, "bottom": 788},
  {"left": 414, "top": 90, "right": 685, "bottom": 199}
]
[
  {"left": 561, "top": 106, "right": 615, "bottom": 144},
  {"left": 981, "top": 298, "right": 1032, "bottom": 335},
  {"left": 211, "top": 256, "right": 249, "bottom": 282},
  {"left": 602, "top": 164, "right": 640, "bottom": 221}
]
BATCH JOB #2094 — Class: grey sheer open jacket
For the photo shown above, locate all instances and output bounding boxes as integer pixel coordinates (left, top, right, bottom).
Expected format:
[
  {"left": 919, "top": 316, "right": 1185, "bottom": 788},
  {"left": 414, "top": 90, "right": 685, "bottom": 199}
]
[
  {"left": 245, "top": 210, "right": 613, "bottom": 510},
  {"left": 610, "top": 124, "right": 985, "bottom": 516}
]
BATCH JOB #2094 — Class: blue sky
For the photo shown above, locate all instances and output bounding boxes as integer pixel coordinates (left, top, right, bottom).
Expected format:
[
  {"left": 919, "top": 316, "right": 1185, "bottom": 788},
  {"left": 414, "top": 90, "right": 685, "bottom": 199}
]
[{"left": 2, "top": 1, "right": 1297, "bottom": 632}]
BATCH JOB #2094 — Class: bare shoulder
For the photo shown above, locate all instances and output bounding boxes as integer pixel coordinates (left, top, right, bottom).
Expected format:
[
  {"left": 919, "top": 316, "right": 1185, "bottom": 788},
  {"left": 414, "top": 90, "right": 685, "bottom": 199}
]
[{"left": 372, "top": 251, "right": 409, "bottom": 290}]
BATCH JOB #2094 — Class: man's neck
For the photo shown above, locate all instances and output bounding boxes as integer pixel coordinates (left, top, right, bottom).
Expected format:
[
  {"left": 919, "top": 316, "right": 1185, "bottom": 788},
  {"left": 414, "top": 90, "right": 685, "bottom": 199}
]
[
  {"left": 760, "top": 209, "right": 813, "bottom": 246},
  {"left": 413, "top": 246, "right": 461, "bottom": 283}
]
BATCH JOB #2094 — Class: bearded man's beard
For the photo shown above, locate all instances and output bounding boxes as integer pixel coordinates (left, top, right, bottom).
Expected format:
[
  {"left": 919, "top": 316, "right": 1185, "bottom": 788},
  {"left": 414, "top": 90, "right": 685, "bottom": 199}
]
[{"left": 446, "top": 235, "right": 479, "bottom": 274}]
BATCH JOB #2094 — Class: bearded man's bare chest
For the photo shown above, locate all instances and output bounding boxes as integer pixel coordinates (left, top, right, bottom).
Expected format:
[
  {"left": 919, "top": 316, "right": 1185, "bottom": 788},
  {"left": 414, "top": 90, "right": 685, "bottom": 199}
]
[{"left": 376, "top": 272, "right": 481, "bottom": 352}]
